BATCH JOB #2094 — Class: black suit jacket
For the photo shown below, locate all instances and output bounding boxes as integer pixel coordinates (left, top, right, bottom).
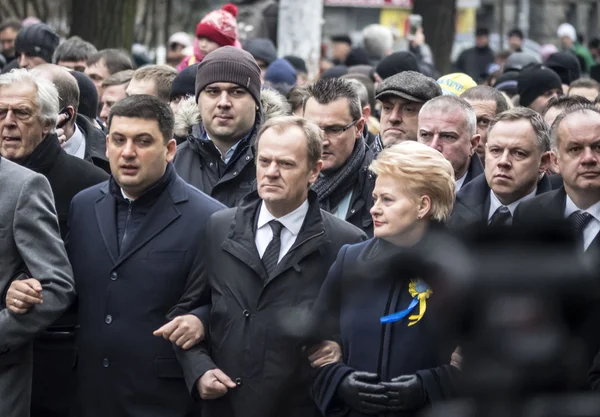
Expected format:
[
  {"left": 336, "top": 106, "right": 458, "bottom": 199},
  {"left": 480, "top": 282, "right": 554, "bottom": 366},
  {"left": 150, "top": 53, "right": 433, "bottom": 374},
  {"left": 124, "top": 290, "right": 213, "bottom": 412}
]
[
  {"left": 23, "top": 134, "right": 109, "bottom": 239},
  {"left": 449, "top": 173, "right": 554, "bottom": 229},
  {"left": 76, "top": 113, "right": 110, "bottom": 173},
  {"left": 462, "top": 154, "right": 484, "bottom": 189}
]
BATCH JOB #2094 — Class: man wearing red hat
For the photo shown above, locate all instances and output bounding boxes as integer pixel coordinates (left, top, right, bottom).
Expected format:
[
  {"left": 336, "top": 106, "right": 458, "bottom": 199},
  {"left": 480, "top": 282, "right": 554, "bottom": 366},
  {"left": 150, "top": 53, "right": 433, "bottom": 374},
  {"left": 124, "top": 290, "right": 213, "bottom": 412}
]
[{"left": 177, "top": 3, "right": 240, "bottom": 71}]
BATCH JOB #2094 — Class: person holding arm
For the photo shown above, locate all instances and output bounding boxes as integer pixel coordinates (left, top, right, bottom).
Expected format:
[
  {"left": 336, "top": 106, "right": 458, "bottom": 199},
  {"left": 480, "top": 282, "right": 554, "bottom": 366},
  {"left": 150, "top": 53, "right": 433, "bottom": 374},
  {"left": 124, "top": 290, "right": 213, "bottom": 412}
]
[{"left": 311, "top": 141, "right": 460, "bottom": 416}]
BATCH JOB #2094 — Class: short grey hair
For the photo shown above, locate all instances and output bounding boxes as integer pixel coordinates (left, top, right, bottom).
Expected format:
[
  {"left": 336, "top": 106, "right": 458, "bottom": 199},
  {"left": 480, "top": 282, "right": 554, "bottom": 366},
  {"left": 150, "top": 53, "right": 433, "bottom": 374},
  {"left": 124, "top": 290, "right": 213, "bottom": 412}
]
[
  {"left": 488, "top": 107, "right": 551, "bottom": 153},
  {"left": 362, "top": 24, "right": 393, "bottom": 60},
  {"left": 0, "top": 69, "right": 59, "bottom": 133},
  {"left": 346, "top": 78, "right": 369, "bottom": 109},
  {"left": 419, "top": 95, "right": 477, "bottom": 137},
  {"left": 304, "top": 77, "right": 362, "bottom": 121},
  {"left": 53, "top": 36, "right": 98, "bottom": 63},
  {"left": 551, "top": 104, "right": 600, "bottom": 151}
]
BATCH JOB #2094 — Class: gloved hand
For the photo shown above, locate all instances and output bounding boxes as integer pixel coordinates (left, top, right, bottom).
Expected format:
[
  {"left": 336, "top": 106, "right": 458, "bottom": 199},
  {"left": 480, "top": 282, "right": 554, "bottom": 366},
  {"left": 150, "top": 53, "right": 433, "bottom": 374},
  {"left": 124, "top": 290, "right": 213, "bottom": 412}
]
[
  {"left": 337, "top": 371, "right": 388, "bottom": 415},
  {"left": 381, "top": 374, "right": 428, "bottom": 411}
]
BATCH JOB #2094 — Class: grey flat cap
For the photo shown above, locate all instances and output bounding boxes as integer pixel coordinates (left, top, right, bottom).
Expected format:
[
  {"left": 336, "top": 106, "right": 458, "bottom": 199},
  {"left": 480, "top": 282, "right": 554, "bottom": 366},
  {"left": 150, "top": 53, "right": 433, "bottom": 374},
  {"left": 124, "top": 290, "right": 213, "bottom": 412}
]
[{"left": 375, "top": 70, "right": 442, "bottom": 103}]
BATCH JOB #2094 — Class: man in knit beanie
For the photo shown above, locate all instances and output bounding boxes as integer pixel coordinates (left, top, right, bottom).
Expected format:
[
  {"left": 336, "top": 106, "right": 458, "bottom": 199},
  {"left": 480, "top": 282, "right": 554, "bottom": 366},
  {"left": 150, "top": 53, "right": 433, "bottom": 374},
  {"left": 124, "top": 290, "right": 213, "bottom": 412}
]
[
  {"left": 177, "top": 3, "right": 239, "bottom": 71},
  {"left": 14, "top": 22, "right": 59, "bottom": 69},
  {"left": 174, "top": 46, "right": 263, "bottom": 208},
  {"left": 517, "top": 65, "right": 563, "bottom": 113}
]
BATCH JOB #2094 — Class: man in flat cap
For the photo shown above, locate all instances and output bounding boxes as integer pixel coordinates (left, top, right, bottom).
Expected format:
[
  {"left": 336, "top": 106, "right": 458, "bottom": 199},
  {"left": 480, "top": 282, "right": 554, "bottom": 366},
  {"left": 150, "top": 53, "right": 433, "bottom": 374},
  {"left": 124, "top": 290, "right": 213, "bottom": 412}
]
[
  {"left": 375, "top": 70, "right": 442, "bottom": 148},
  {"left": 14, "top": 23, "right": 59, "bottom": 70}
]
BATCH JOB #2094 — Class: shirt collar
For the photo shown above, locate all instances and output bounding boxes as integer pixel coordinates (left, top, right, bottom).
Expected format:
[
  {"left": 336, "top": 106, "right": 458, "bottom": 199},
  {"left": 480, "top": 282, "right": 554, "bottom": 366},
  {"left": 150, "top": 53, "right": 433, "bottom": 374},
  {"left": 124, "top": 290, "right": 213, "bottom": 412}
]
[
  {"left": 63, "top": 124, "right": 86, "bottom": 157},
  {"left": 489, "top": 187, "right": 537, "bottom": 219},
  {"left": 455, "top": 172, "right": 467, "bottom": 193},
  {"left": 206, "top": 132, "right": 247, "bottom": 164},
  {"left": 564, "top": 194, "right": 600, "bottom": 220},
  {"left": 257, "top": 199, "right": 309, "bottom": 236}
]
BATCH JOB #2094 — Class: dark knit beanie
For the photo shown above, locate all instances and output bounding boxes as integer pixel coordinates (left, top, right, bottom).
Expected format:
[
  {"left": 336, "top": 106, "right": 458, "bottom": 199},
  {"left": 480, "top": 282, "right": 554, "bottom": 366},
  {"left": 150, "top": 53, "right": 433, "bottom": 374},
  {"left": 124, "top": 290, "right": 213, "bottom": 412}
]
[
  {"left": 70, "top": 71, "right": 98, "bottom": 119},
  {"left": 375, "top": 51, "right": 420, "bottom": 80},
  {"left": 283, "top": 55, "right": 307, "bottom": 74},
  {"left": 14, "top": 23, "right": 59, "bottom": 64},
  {"left": 171, "top": 63, "right": 198, "bottom": 100},
  {"left": 493, "top": 70, "right": 519, "bottom": 95},
  {"left": 517, "top": 65, "right": 562, "bottom": 108},
  {"left": 544, "top": 52, "right": 581, "bottom": 85},
  {"left": 243, "top": 38, "right": 277, "bottom": 66},
  {"left": 195, "top": 46, "right": 261, "bottom": 105},
  {"left": 344, "top": 47, "right": 370, "bottom": 67},
  {"left": 320, "top": 65, "right": 348, "bottom": 79},
  {"left": 265, "top": 58, "right": 296, "bottom": 86}
]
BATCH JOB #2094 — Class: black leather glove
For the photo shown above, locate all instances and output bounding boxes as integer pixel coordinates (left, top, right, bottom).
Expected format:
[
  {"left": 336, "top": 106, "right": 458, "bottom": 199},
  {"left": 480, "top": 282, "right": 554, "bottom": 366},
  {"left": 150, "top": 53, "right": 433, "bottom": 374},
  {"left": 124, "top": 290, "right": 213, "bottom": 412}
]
[
  {"left": 337, "top": 371, "right": 389, "bottom": 415},
  {"left": 381, "top": 374, "right": 428, "bottom": 411}
]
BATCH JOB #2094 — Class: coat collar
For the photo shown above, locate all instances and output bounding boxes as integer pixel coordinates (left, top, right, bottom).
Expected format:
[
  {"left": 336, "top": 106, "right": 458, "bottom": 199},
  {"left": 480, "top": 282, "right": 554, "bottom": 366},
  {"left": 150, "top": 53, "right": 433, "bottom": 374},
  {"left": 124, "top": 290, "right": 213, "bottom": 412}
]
[
  {"left": 222, "top": 190, "right": 329, "bottom": 285},
  {"left": 22, "top": 134, "right": 62, "bottom": 175},
  {"left": 95, "top": 168, "right": 188, "bottom": 265},
  {"left": 464, "top": 154, "right": 484, "bottom": 186}
]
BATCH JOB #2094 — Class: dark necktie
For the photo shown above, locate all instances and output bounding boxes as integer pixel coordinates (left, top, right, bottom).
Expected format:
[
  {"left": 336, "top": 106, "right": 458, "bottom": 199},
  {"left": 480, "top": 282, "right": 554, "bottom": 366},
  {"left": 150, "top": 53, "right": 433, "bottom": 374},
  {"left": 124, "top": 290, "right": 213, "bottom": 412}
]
[
  {"left": 569, "top": 210, "right": 593, "bottom": 249},
  {"left": 489, "top": 205, "right": 512, "bottom": 226},
  {"left": 262, "top": 220, "right": 284, "bottom": 277}
]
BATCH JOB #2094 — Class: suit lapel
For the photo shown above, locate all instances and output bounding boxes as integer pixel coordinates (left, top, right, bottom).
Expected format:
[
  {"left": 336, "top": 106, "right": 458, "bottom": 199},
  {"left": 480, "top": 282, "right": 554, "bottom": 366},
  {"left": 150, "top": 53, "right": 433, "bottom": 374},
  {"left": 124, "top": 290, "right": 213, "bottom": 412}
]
[
  {"left": 95, "top": 184, "right": 119, "bottom": 264},
  {"left": 545, "top": 188, "right": 567, "bottom": 220},
  {"left": 116, "top": 188, "right": 182, "bottom": 266}
]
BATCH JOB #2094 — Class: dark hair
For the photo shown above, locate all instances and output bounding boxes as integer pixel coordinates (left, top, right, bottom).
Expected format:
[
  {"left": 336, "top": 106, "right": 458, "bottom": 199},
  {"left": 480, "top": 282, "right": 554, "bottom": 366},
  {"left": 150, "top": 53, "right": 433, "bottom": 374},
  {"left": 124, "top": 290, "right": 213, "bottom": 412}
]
[
  {"left": 286, "top": 86, "right": 309, "bottom": 113},
  {"left": 476, "top": 28, "right": 490, "bottom": 37},
  {"left": 53, "top": 36, "right": 97, "bottom": 63},
  {"left": 508, "top": 28, "right": 524, "bottom": 39},
  {"left": 568, "top": 77, "right": 600, "bottom": 93},
  {"left": 108, "top": 95, "right": 174, "bottom": 143},
  {"left": 541, "top": 94, "right": 592, "bottom": 116},
  {"left": 551, "top": 104, "right": 600, "bottom": 150},
  {"left": 0, "top": 18, "right": 22, "bottom": 33},
  {"left": 304, "top": 77, "right": 362, "bottom": 121},
  {"left": 589, "top": 37, "right": 600, "bottom": 50},
  {"left": 461, "top": 85, "right": 509, "bottom": 115},
  {"left": 87, "top": 49, "right": 134, "bottom": 75},
  {"left": 331, "top": 35, "right": 352, "bottom": 46},
  {"left": 132, "top": 65, "right": 178, "bottom": 102}
]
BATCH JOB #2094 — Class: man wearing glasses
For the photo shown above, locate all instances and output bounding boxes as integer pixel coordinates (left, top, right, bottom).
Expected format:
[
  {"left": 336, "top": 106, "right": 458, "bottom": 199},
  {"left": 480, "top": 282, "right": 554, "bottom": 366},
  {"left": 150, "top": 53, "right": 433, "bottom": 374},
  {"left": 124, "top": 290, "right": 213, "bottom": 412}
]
[{"left": 303, "top": 78, "right": 376, "bottom": 235}]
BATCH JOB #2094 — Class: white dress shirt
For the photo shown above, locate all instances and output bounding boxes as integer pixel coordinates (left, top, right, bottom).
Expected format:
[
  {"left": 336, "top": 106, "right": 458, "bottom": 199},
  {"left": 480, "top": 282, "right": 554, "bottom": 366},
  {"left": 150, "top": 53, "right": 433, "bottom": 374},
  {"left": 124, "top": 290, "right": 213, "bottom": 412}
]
[
  {"left": 564, "top": 195, "right": 600, "bottom": 251},
  {"left": 255, "top": 199, "right": 309, "bottom": 263},
  {"left": 62, "top": 124, "right": 86, "bottom": 159},
  {"left": 455, "top": 173, "right": 467, "bottom": 193},
  {"left": 488, "top": 187, "right": 537, "bottom": 222}
]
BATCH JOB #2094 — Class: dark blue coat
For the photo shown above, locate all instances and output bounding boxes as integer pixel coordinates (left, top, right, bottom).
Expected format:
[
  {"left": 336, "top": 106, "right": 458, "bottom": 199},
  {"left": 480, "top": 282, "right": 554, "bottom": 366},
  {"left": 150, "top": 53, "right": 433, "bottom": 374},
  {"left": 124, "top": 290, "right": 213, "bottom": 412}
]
[
  {"left": 311, "top": 237, "right": 458, "bottom": 417},
  {"left": 67, "top": 168, "right": 225, "bottom": 417}
]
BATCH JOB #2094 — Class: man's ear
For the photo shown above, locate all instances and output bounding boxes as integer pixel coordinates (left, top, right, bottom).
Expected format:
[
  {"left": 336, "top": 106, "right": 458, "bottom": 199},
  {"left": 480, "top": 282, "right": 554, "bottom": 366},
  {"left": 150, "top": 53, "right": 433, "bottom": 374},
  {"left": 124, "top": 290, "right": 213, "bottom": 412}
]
[
  {"left": 166, "top": 138, "right": 177, "bottom": 162},
  {"left": 470, "top": 134, "right": 481, "bottom": 156}
]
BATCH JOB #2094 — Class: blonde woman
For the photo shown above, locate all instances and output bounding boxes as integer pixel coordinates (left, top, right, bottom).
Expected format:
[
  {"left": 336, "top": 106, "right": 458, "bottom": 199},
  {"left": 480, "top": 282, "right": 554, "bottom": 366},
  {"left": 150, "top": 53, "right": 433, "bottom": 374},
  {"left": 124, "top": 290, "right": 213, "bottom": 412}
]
[{"left": 311, "top": 141, "right": 458, "bottom": 417}]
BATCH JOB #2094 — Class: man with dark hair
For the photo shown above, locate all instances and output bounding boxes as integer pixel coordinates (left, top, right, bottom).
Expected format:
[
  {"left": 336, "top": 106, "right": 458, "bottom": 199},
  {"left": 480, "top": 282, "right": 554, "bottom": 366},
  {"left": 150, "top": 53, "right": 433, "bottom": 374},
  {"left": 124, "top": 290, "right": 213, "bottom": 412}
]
[
  {"left": 13, "top": 94, "right": 226, "bottom": 417},
  {"left": 174, "top": 46, "right": 264, "bottom": 208},
  {"left": 450, "top": 107, "right": 553, "bottom": 229},
  {"left": 53, "top": 36, "right": 98, "bottom": 72},
  {"left": 331, "top": 34, "right": 352, "bottom": 65},
  {"left": 303, "top": 77, "right": 376, "bottom": 234},
  {"left": 100, "top": 69, "right": 134, "bottom": 124},
  {"left": 85, "top": 48, "right": 134, "bottom": 95},
  {"left": 568, "top": 78, "right": 600, "bottom": 102},
  {"left": 0, "top": 18, "right": 22, "bottom": 66},
  {"left": 127, "top": 64, "right": 178, "bottom": 103},
  {"left": 178, "top": 115, "right": 365, "bottom": 417},
  {"left": 14, "top": 22, "right": 59, "bottom": 70},
  {"left": 462, "top": 85, "right": 510, "bottom": 163},
  {"left": 454, "top": 27, "right": 495, "bottom": 83},
  {"left": 517, "top": 64, "right": 563, "bottom": 113},
  {"left": 508, "top": 28, "right": 524, "bottom": 52},
  {"left": 2, "top": 67, "right": 107, "bottom": 417},
  {"left": 541, "top": 94, "right": 591, "bottom": 126},
  {"left": 32, "top": 64, "right": 109, "bottom": 172}
]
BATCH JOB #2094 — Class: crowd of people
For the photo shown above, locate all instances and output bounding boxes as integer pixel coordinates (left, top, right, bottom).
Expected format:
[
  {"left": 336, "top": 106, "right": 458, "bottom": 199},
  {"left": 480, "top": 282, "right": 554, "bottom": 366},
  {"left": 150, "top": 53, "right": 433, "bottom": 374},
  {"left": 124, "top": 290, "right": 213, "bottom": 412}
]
[{"left": 2, "top": 4, "right": 600, "bottom": 417}]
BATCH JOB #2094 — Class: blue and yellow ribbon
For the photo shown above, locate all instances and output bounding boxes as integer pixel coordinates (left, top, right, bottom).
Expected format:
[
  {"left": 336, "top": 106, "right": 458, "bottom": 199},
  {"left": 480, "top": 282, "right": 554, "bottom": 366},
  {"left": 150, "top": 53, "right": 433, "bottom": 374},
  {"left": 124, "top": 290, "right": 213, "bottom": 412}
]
[{"left": 380, "top": 279, "right": 432, "bottom": 326}]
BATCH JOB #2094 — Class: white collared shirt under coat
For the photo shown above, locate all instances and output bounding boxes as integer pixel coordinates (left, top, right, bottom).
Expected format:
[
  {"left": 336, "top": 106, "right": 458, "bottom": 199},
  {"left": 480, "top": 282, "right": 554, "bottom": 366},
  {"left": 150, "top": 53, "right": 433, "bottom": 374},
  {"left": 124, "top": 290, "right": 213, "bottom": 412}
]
[{"left": 564, "top": 195, "right": 600, "bottom": 251}]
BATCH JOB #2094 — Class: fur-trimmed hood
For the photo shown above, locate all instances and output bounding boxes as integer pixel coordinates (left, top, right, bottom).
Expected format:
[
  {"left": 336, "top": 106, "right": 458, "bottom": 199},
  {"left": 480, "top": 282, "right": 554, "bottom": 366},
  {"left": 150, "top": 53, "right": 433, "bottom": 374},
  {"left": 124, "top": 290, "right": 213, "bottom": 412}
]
[{"left": 173, "top": 87, "right": 291, "bottom": 138}]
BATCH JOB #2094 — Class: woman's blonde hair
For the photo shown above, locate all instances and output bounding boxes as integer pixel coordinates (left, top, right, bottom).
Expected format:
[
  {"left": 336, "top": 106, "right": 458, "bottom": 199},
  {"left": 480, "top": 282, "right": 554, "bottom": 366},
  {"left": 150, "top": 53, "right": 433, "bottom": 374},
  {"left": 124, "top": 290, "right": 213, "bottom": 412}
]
[{"left": 369, "top": 141, "right": 456, "bottom": 222}]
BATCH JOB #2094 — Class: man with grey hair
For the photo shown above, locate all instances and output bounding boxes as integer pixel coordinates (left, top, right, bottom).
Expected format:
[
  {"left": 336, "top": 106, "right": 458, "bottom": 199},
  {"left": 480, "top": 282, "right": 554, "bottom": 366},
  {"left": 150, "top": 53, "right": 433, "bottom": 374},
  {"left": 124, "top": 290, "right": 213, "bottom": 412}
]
[
  {"left": 376, "top": 70, "right": 442, "bottom": 147},
  {"left": 418, "top": 95, "right": 483, "bottom": 192},
  {"left": 362, "top": 24, "right": 393, "bottom": 66},
  {"left": 449, "top": 107, "right": 554, "bottom": 228},
  {"left": 53, "top": 36, "right": 98, "bottom": 72},
  {"left": 0, "top": 67, "right": 77, "bottom": 417},
  {"left": 344, "top": 77, "right": 382, "bottom": 153},
  {"left": 303, "top": 77, "right": 376, "bottom": 235}
]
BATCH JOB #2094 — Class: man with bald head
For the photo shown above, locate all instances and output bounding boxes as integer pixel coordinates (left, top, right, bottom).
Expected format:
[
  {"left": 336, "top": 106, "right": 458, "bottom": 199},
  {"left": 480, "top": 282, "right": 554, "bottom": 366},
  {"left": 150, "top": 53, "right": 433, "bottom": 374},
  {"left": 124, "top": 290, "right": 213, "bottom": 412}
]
[
  {"left": 0, "top": 68, "right": 107, "bottom": 416},
  {"left": 31, "top": 63, "right": 108, "bottom": 171}
]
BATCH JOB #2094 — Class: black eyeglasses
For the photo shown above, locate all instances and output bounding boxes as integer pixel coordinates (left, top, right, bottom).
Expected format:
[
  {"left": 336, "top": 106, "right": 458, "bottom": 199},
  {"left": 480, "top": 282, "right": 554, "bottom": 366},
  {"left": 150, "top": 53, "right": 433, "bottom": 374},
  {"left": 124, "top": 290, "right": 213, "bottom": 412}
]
[{"left": 321, "top": 119, "right": 359, "bottom": 137}]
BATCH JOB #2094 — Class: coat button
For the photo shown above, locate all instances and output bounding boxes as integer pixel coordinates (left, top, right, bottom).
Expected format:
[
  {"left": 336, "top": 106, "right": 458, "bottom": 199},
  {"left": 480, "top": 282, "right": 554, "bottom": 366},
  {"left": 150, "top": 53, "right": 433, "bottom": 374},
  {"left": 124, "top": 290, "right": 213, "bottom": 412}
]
[
  {"left": 235, "top": 378, "right": 243, "bottom": 386},
  {"left": 242, "top": 310, "right": 250, "bottom": 318},
  {"left": 110, "top": 272, "right": 117, "bottom": 281},
  {"left": 245, "top": 156, "right": 250, "bottom": 161},
  {"left": 103, "top": 358, "right": 110, "bottom": 368},
  {"left": 350, "top": 209, "right": 356, "bottom": 214},
  {"left": 209, "top": 162, "right": 214, "bottom": 167},
  {"left": 233, "top": 171, "right": 238, "bottom": 176},
  {"left": 105, "top": 315, "right": 113, "bottom": 324}
]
